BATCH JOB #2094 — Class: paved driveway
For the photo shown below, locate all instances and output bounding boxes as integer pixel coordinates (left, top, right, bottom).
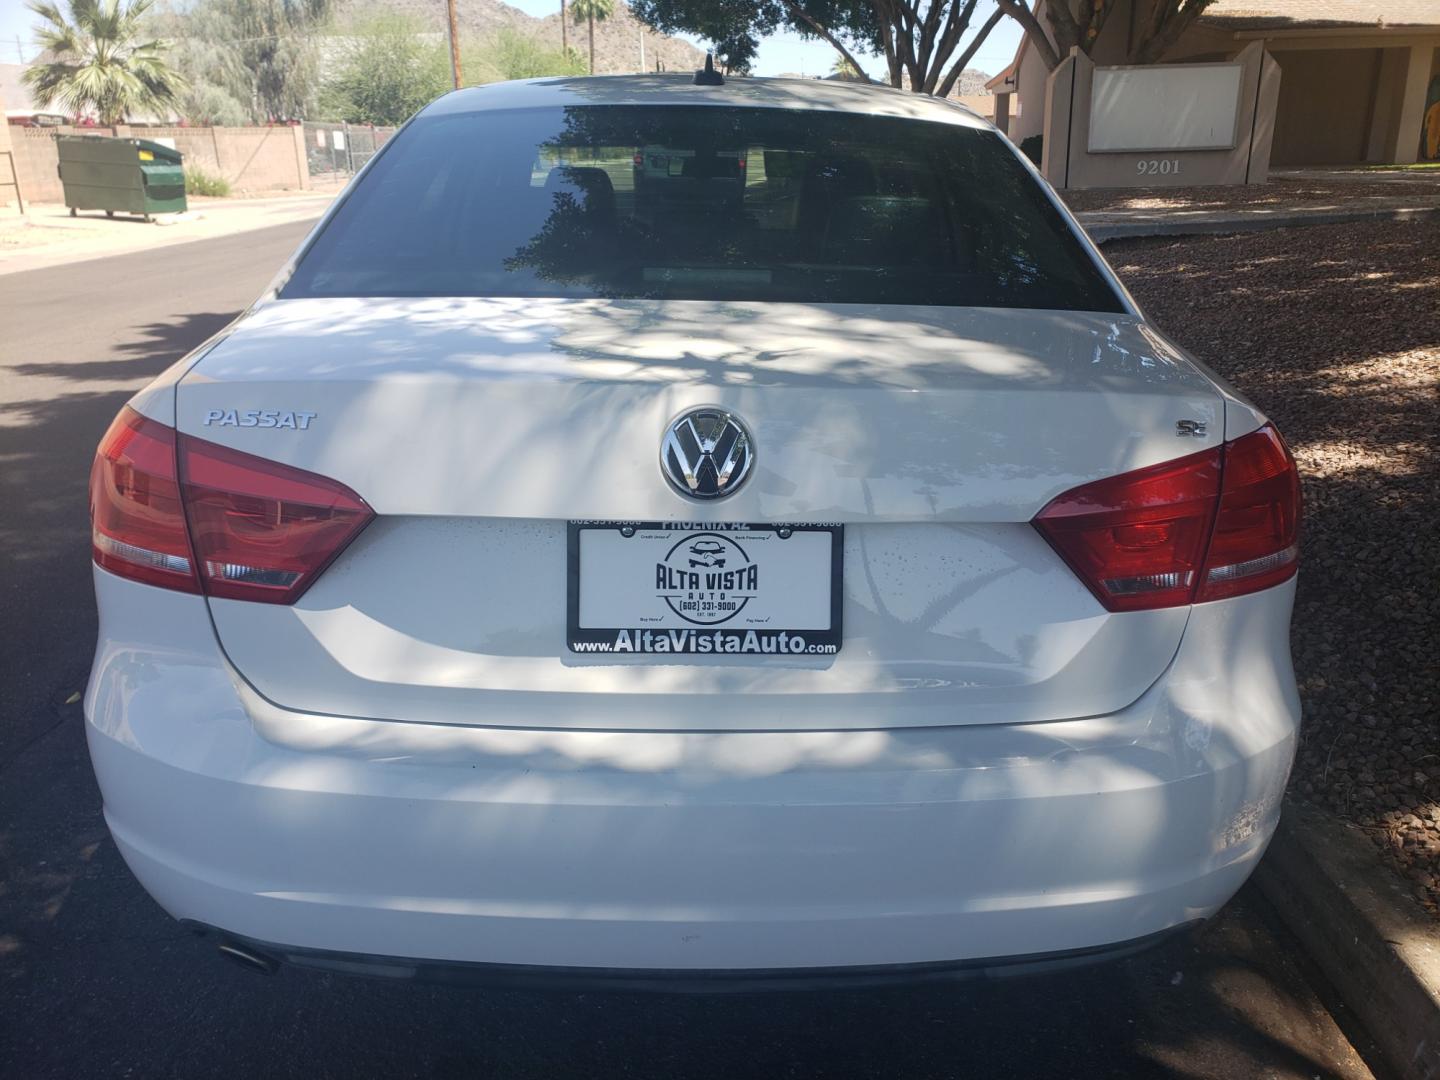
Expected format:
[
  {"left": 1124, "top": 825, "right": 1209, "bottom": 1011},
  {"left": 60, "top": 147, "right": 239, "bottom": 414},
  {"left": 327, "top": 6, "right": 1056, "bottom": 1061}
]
[{"left": 0, "top": 225, "right": 1380, "bottom": 1079}]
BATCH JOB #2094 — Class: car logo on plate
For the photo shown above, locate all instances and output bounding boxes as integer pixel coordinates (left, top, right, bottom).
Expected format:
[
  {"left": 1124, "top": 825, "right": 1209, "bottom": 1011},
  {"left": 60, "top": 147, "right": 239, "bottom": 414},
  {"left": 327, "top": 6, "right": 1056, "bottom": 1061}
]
[
  {"left": 659, "top": 408, "right": 754, "bottom": 501},
  {"left": 660, "top": 407, "right": 753, "bottom": 500},
  {"left": 655, "top": 532, "right": 759, "bottom": 624}
]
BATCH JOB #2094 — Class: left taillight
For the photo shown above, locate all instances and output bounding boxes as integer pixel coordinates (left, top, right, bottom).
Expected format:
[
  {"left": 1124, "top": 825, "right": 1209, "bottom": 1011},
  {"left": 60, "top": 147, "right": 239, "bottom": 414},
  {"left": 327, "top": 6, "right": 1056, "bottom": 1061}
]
[
  {"left": 91, "top": 407, "right": 200, "bottom": 593},
  {"left": 90, "top": 406, "right": 373, "bottom": 604}
]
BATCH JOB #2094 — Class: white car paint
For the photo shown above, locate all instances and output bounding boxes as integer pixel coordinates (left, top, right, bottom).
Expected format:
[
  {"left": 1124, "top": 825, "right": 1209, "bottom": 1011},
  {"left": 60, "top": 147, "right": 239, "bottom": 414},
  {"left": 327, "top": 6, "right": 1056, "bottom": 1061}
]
[
  {"left": 86, "top": 74, "right": 1300, "bottom": 978},
  {"left": 87, "top": 565, "right": 1297, "bottom": 971},
  {"left": 172, "top": 301, "right": 1245, "bottom": 734}
]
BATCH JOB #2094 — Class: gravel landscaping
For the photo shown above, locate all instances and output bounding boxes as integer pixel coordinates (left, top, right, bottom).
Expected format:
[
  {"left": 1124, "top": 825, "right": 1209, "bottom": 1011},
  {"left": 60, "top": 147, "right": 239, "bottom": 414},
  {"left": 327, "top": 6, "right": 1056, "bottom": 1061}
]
[
  {"left": 1106, "top": 220, "right": 1440, "bottom": 914},
  {"left": 1065, "top": 175, "right": 1440, "bottom": 215}
]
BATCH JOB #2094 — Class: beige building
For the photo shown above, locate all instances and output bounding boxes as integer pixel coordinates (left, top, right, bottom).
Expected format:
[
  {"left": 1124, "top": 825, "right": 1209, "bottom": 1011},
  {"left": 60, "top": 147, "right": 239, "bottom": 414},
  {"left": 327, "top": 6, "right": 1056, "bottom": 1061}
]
[{"left": 988, "top": 0, "right": 1440, "bottom": 166}]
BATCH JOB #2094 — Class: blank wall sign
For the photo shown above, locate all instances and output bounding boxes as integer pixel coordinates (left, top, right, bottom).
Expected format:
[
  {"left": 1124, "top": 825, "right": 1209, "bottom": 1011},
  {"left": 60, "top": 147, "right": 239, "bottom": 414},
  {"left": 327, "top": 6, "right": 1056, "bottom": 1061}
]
[{"left": 1089, "top": 63, "right": 1243, "bottom": 153}]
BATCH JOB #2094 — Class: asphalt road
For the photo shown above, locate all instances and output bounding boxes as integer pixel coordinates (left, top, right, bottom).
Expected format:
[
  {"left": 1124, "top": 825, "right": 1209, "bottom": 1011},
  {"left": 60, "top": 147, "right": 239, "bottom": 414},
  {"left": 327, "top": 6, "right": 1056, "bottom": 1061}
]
[{"left": 0, "top": 225, "right": 1385, "bottom": 1079}]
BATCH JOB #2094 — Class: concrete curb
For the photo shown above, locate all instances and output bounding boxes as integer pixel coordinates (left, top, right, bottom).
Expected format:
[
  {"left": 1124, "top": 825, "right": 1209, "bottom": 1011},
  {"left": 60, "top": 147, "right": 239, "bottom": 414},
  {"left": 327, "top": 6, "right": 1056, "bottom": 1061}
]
[
  {"left": 1080, "top": 203, "right": 1440, "bottom": 242},
  {"left": 1254, "top": 799, "right": 1440, "bottom": 1080}
]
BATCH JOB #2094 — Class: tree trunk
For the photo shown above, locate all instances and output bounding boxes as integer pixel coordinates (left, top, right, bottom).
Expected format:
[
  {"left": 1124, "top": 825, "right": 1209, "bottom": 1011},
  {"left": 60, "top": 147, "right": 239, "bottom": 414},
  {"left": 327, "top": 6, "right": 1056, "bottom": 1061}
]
[
  {"left": 561, "top": 0, "right": 568, "bottom": 55},
  {"left": 588, "top": 12, "right": 595, "bottom": 74},
  {"left": 1132, "top": 1, "right": 1212, "bottom": 64},
  {"left": 994, "top": 0, "right": 1061, "bottom": 71}
]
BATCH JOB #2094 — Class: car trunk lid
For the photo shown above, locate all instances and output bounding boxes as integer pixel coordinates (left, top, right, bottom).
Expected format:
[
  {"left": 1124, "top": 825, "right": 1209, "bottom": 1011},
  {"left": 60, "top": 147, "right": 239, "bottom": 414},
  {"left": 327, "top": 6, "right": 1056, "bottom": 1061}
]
[{"left": 177, "top": 297, "right": 1223, "bottom": 731}]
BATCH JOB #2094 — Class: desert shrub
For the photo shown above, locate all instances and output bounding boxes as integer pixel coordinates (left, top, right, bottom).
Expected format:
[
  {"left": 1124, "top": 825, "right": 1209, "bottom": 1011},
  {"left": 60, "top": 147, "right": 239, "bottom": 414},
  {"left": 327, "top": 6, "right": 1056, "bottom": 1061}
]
[{"left": 185, "top": 168, "right": 231, "bottom": 197}]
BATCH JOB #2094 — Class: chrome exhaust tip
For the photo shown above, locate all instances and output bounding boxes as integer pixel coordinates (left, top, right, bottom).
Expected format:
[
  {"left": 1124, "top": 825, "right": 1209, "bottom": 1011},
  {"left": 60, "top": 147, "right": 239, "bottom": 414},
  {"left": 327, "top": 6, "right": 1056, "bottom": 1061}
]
[{"left": 216, "top": 939, "right": 280, "bottom": 976}]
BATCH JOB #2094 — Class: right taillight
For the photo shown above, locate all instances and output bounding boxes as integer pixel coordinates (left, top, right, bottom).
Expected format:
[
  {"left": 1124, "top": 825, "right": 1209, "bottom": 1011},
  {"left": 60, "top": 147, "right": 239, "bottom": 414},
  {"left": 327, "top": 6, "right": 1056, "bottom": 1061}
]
[
  {"left": 1195, "top": 424, "right": 1301, "bottom": 602},
  {"left": 90, "top": 406, "right": 372, "bottom": 603},
  {"left": 1035, "top": 423, "right": 1299, "bottom": 612}
]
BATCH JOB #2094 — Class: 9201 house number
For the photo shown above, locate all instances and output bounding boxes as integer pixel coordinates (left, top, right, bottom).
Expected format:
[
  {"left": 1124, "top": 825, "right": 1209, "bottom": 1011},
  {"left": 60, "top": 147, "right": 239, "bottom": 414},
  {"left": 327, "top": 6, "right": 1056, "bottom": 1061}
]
[{"left": 1137, "top": 159, "right": 1181, "bottom": 176}]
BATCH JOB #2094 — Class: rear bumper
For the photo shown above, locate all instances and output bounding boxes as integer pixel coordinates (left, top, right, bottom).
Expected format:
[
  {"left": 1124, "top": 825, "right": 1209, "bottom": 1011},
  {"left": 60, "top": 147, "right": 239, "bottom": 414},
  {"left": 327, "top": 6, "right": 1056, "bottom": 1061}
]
[
  {"left": 86, "top": 567, "right": 1299, "bottom": 973},
  {"left": 187, "top": 920, "right": 1202, "bottom": 991}
]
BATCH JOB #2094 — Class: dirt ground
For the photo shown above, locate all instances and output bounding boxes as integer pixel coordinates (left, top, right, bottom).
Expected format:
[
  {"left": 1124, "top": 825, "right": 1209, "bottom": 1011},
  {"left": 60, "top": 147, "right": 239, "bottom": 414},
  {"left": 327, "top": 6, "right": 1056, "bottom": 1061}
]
[{"left": 1107, "top": 219, "right": 1440, "bottom": 914}]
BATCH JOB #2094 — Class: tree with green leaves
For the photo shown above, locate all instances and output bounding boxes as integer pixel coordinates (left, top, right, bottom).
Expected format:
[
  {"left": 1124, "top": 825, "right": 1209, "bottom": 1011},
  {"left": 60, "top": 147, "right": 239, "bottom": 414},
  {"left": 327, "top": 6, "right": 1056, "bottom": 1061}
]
[
  {"left": 570, "top": 0, "right": 614, "bottom": 75},
  {"left": 22, "top": 0, "right": 186, "bottom": 124},
  {"left": 319, "top": 13, "right": 450, "bottom": 125},
  {"left": 630, "top": 0, "right": 1005, "bottom": 96},
  {"left": 471, "top": 27, "right": 588, "bottom": 83},
  {"left": 218, "top": 0, "right": 329, "bottom": 120},
  {"left": 147, "top": 2, "right": 248, "bottom": 124},
  {"left": 157, "top": 0, "right": 331, "bottom": 123}
]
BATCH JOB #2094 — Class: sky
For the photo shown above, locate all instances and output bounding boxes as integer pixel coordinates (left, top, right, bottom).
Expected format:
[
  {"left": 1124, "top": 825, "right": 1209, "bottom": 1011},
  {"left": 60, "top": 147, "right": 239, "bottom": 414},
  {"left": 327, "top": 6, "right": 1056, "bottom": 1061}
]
[{"left": 0, "top": 0, "right": 1023, "bottom": 82}]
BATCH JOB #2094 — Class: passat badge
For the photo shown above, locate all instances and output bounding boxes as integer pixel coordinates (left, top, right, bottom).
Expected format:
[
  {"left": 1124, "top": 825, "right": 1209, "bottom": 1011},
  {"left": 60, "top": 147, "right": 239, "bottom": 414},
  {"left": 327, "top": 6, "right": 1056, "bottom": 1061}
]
[
  {"left": 204, "top": 409, "right": 316, "bottom": 430},
  {"left": 661, "top": 407, "right": 753, "bottom": 500}
]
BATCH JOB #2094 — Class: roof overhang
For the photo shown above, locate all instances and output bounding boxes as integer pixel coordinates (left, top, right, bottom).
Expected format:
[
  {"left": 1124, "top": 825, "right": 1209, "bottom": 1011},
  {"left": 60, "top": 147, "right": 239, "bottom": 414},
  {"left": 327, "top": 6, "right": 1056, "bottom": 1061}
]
[
  {"left": 1231, "top": 25, "right": 1440, "bottom": 47},
  {"left": 985, "top": 62, "right": 1017, "bottom": 91}
]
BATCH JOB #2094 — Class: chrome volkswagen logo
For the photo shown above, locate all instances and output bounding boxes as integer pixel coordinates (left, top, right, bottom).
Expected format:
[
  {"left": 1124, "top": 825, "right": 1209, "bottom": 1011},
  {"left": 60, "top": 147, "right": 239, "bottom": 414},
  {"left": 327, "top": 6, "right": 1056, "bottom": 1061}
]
[{"left": 661, "top": 408, "right": 754, "bottom": 500}]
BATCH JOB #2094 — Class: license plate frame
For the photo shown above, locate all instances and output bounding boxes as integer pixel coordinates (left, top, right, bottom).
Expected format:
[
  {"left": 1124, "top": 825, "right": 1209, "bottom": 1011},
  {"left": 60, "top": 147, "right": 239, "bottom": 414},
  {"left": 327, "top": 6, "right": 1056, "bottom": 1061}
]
[{"left": 567, "top": 522, "right": 843, "bottom": 656}]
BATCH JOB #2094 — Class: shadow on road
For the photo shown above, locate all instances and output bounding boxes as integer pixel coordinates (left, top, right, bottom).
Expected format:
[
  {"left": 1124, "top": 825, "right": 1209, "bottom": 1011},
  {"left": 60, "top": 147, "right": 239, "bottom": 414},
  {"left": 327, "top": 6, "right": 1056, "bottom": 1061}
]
[{"left": 0, "top": 310, "right": 241, "bottom": 765}]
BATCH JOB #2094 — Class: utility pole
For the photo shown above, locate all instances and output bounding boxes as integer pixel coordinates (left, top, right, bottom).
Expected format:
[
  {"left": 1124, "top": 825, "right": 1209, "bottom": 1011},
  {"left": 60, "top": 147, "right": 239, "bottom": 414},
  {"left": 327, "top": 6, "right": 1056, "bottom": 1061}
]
[
  {"left": 445, "top": 0, "right": 463, "bottom": 89},
  {"left": 561, "top": 0, "right": 568, "bottom": 56},
  {"left": 638, "top": 28, "right": 644, "bottom": 72}
]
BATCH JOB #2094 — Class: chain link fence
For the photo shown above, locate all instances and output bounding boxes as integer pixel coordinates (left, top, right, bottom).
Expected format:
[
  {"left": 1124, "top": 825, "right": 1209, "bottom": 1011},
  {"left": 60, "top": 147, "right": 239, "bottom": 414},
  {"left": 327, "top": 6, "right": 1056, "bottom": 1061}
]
[{"left": 303, "top": 122, "right": 397, "bottom": 183}]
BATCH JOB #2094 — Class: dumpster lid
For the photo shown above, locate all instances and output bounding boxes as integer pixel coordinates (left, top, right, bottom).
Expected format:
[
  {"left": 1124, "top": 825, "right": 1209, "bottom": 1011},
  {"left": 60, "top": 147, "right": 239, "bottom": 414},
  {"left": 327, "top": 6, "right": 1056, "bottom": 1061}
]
[
  {"left": 54, "top": 133, "right": 182, "bottom": 163},
  {"left": 132, "top": 138, "right": 183, "bottom": 164}
]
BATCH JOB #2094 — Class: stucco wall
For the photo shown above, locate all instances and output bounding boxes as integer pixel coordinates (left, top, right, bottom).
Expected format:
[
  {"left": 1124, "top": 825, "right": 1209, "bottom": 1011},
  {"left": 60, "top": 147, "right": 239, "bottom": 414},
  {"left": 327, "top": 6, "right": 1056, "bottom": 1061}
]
[
  {"left": 149, "top": 126, "right": 310, "bottom": 193},
  {"left": 10, "top": 128, "right": 64, "bottom": 205},
  {"left": 1009, "top": 46, "right": 1048, "bottom": 143}
]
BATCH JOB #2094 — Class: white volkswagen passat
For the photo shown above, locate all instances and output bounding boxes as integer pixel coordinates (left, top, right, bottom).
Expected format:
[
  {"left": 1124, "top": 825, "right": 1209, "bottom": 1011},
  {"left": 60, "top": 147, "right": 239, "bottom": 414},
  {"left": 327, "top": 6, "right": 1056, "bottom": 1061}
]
[{"left": 85, "top": 74, "right": 1301, "bottom": 984}]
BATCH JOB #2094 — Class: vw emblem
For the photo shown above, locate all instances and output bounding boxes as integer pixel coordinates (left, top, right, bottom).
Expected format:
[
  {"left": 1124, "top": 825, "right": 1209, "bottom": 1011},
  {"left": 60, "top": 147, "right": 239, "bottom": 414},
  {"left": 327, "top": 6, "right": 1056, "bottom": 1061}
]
[{"left": 661, "top": 408, "right": 754, "bottom": 500}]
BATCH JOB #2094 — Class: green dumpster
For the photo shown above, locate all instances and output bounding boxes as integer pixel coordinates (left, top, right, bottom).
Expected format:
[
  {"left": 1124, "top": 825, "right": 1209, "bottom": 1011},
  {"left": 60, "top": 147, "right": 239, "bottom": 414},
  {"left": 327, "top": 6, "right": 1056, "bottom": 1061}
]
[{"left": 56, "top": 135, "right": 187, "bottom": 220}]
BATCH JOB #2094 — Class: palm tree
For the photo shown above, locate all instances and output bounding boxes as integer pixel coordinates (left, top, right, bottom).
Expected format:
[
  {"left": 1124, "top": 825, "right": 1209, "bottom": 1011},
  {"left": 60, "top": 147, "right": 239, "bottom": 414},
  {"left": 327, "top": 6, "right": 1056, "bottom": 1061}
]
[
  {"left": 23, "top": 0, "right": 186, "bottom": 126},
  {"left": 570, "top": 0, "right": 613, "bottom": 76}
]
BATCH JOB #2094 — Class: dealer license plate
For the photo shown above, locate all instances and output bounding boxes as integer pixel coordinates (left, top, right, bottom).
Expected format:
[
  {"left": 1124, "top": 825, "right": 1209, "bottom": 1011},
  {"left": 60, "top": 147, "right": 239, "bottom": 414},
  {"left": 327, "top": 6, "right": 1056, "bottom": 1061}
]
[{"left": 567, "top": 522, "right": 843, "bottom": 655}]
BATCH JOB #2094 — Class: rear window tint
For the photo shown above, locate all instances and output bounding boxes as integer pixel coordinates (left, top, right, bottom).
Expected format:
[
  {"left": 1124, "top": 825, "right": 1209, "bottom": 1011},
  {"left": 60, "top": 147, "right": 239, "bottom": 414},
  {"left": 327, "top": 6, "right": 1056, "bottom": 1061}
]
[{"left": 282, "top": 105, "right": 1122, "bottom": 312}]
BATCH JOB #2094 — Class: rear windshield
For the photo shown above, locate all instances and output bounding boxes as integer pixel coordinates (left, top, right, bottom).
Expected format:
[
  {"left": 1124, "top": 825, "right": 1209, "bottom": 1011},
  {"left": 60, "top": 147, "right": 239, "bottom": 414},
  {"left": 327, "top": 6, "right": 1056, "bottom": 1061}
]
[{"left": 282, "top": 104, "right": 1122, "bottom": 312}]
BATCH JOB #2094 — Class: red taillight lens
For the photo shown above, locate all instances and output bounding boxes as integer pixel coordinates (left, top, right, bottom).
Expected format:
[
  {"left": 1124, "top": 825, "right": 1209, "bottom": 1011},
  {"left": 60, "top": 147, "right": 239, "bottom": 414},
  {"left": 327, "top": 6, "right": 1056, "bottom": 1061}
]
[
  {"left": 1196, "top": 425, "right": 1300, "bottom": 602},
  {"left": 89, "top": 407, "right": 372, "bottom": 604},
  {"left": 1034, "top": 447, "right": 1221, "bottom": 612},
  {"left": 1035, "top": 423, "right": 1300, "bottom": 611},
  {"left": 90, "top": 408, "right": 200, "bottom": 593},
  {"left": 178, "top": 434, "right": 373, "bottom": 604}
]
